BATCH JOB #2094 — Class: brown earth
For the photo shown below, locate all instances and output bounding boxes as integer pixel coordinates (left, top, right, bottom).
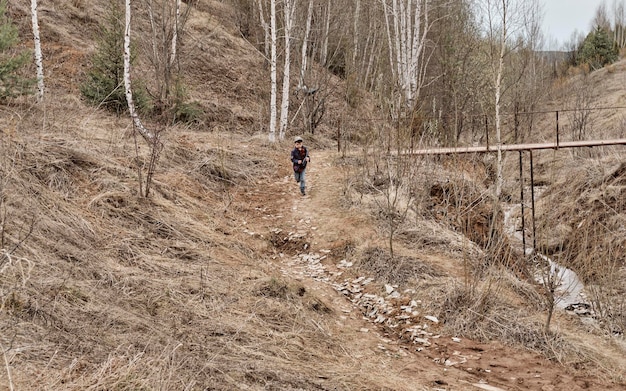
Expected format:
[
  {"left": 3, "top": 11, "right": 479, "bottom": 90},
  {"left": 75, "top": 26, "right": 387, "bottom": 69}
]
[
  {"left": 1, "top": 116, "right": 624, "bottom": 391},
  {"left": 1, "top": 0, "right": 626, "bottom": 389},
  {"left": 229, "top": 147, "right": 625, "bottom": 391}
]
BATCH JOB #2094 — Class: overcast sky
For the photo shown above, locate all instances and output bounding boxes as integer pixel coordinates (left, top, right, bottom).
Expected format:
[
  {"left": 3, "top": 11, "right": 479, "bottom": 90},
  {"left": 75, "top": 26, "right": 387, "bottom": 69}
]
[{"left": 542, "top": 0, "right": 606, "bottom": 49}]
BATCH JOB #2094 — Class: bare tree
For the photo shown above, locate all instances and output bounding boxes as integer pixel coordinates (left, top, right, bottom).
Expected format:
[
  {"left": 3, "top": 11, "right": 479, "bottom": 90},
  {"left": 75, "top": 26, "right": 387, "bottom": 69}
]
[
  {"left": 279, "top": 0, "right": 296, "bottom": 140},
  {"left": 593, "top": 1, "right": 612, "bottom": 32},
  {"left": 256, "top": 0, "right": 270, "bottom": 59},
  {"left": 138, "top": 0, "right": 194, "bottom": 119},
  {"left": 480, "top": 0, "right": 539, "bottom": 198},
  {"left": 612, "top": 0, "right": 626, "bottom": 49},
  {"left": 30, "top": 0, "right": 44, "bottom": 101},
  {"left": 125, "top": 0, "right": 154, "bottom": 143},
  {"left": 170, "top": 0, "right": 180, "bottom": 67},
  {"left": 567, "top": 75, "right": 593, "bottom": 142},
  {"left": 381, "top": 0, "right": 433, "bottom": 113},
  {"left": 320, "top": 0, "right": 331, "bottom": 66},
  {"left": 299, "top": 0, "right": 313, "bottom": 89},
  {"left": 269, "top": 0, "right": 278, "bottom": 142},
  {"left": 125, "top": 0, "right": 161, "bottom": 197}
]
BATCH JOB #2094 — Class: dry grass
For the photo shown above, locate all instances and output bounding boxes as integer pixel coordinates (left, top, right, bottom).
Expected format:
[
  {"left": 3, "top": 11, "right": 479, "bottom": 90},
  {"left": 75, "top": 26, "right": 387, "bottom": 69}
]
[{"left": 2, "top": 1, "right": 626, "bottom": 390}]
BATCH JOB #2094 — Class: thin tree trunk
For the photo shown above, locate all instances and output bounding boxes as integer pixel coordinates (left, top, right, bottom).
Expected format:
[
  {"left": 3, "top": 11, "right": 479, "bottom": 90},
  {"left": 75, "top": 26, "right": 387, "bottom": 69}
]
[
  {"left": 125, "top": 0, "right": 154, "bottom": 143},
  {"left": 320, "top": 0, "right": 330, "bottom": 66},
  {"left": 31, "top": 0, "right": 44, "bottom": 101},
  {"left": 279, "top": 0, "right": 295, "bottom": 139},
  {"left": 269, "top": 0, "right": 277, "bottom": 142},
  {"left": 494, "top": 0, "right": 506, "bottom": 199},
  {"left": 256, "top": 0, "right": 270, "bottom": 59},
  {"left": 170, "top": 0, "right": 180, "bottom": 67},
  {"left": 382, "top": 0, "right": 396, "bottom": 84},
  {"left": 299, "top": 0, "right": 313, "bottom": 88},
  {"left": 146, "top": 1, "right": 165, "bottom": 103},
  {"left": 352, "top": 0, "right": 360, "bottom": 68}
]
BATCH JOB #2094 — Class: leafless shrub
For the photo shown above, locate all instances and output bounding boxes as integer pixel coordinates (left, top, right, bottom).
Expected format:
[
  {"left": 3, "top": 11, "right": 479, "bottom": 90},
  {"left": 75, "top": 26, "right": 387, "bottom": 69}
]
[
  {"left": 533, "top": 151, "right": 626, "bottom": 339},
  {"left": 436, "top": 282, "right": 577, "bottom": 362}
]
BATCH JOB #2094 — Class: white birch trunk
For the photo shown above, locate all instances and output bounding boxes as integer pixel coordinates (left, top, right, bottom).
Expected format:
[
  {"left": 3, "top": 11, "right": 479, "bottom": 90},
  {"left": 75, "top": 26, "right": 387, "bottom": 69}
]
[
  {"left": 494, "top": 0, "right": 507, "bottom": 199},
  {"left": 256, "top": 0, "right": 270, "bottom": 59},
  {"left": 269, "top": 0, "right": 277, "bottom": 142},
  {"left": 392, "top": 0, "right": 403, "bottom": 94},
  {"left": 320, "top": 0, "right": 330, "bottom": 65},
  {"left": 170, "top": 0, "right": 180, "bottom": 67},
  {"left": 125, "top": 0, "right": 154, "bottom": 143},
  {"left": 279, "top": 0, "right": 296, "bottom": 140},
  {"left": 352, "top": 0, "right": 360, "bottom": 68},
  {"left": 31, "top": 0, "right": 44, "bottom": 101},
  {"left": 299, "top": 0, "right": 313, "bottom": 88},
  {"left": 382, "top": 1, "right": 396, "bottom": 83},
  {"left": 383, "top": 0, "right": 429, "bottom": 110},
  {"left": 363, "top": 24, "right": 377, "bottom": 87}
]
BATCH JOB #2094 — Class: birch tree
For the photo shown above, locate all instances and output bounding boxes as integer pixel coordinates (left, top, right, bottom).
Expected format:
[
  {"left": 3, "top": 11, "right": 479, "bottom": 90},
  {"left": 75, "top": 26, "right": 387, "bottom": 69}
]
[
  {"left": 279, "top": 0, "right": 296, "bottom": 139},
  {"left": 124, "top": 0, "right": 154, "bottom": 144},
  {"left": 320, "top": 0, "right": 331, "bottom": 65},
  {"left": 256, "top": 0, "right": 270, "bottom": 59},
  {"left": 170, "top": 0, "right": 180, "bottom": 67},
  {"left": 30, "top": 0, "right": 44, "bottom": 101},
  {"left": 381, "top": 0, "right": 433, "bottom": 113},
  {"left": 125, "top": 0, "right": 161, "bottom": 197},
  {"left": 480, "top": 0, "right": 537, "bottom": 198},
  {"left": 269, "top": 0, "right": 277, "bottom": 142},
  {"left": 299, "top": 0, "right": 313, "bottom": 88},
  {"left": 492, "top": 0, "right": 507, "bottom": 199}
]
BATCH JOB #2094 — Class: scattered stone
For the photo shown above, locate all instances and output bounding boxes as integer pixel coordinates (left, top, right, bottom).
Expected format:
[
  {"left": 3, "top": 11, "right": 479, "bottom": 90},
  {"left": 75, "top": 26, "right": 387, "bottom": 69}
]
[
  {"left": 472, "top": 383, "right": 507, "bottom": 391},
  {"left": 337, "top": 259, "right": 353, "bottom": 268},
  {"left": 414, "top": 338, "right": 431, "bottom": 346}
]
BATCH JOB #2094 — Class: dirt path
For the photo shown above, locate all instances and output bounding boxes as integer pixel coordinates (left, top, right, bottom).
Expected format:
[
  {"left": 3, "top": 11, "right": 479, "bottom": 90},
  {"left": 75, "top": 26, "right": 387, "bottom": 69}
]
[{"left": 246, "top": 148, "right": 621, "bottom": 391}]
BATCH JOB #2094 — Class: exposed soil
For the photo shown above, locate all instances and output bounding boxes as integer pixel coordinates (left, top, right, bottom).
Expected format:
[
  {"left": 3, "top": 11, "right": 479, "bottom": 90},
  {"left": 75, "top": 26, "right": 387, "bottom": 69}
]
[
  {"left": 231, "top": 147, "right": 625, "bottom": 391},
  {"left": 1, "top": 0, "right": 625, "bottom": 389}
]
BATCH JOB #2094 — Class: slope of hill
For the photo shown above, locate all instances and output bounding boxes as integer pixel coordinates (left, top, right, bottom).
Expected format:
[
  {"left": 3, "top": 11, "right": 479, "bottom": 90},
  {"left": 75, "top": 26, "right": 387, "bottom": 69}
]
[{"left": 1, "top": 1, "right": 625, "bottom": 390}]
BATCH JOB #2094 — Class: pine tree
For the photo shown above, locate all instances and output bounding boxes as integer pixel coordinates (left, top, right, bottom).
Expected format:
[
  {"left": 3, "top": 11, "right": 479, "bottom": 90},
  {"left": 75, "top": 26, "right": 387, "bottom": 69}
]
[
  {"left": 0, "top": 0, "right": 34, "bottom": 100},
  {"left": 577, "top": 27, "right": 619, "bottom": 70}
]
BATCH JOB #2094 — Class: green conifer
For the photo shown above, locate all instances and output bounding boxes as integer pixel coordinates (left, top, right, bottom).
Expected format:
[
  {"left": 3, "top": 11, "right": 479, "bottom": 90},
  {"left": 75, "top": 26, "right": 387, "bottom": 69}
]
[
  {"left": 0, "top": 0, "right": 34, "bottom": 100},
  {"left": 81, "top": 2, "right": 149, "bottom": 114}
]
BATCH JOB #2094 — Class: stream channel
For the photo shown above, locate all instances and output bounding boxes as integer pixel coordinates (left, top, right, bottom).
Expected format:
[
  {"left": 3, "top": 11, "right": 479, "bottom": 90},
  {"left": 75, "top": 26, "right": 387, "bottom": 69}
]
[{"left": 502, "top": 189, "right": 592, "bottom": 316}]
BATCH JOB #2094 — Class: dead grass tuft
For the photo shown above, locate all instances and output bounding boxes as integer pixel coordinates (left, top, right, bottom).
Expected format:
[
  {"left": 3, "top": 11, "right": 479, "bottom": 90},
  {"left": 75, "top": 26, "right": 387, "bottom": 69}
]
[
  {"left": 356, "top": 247, "right": 445, "bottom": 285},
  {"left": 437, "top": 282, "right": 576, "bottom": 359}
]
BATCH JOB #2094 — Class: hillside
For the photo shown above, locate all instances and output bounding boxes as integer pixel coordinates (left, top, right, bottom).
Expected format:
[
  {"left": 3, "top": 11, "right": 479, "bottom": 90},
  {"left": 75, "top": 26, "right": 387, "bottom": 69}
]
[{"left": 1, "top": 1, "right": 626, "bottom": 390}]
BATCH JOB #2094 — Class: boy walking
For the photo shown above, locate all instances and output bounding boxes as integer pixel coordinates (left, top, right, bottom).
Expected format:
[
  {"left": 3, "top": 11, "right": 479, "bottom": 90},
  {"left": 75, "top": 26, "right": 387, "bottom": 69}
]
[{"left": 291, "top": 136, "right": 310, "bottom": 195}]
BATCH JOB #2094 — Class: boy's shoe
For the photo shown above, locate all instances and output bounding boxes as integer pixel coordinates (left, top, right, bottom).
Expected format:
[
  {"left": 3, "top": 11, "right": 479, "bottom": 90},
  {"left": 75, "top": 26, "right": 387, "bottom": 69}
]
[{"left": 300, "top": 188, "right": 306, "bottom": 195}]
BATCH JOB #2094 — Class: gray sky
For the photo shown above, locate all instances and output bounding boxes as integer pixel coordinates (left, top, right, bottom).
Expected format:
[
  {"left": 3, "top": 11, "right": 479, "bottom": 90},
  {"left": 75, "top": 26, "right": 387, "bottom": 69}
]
[{"left": 542, "top": 0, "right": 605, "bottom": 49}]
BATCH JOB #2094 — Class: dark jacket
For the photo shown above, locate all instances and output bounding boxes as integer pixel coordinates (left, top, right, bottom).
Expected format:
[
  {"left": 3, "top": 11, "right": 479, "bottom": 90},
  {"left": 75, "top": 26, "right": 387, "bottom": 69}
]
[{"left": 291, "top": 146, "right": 309, "bottom": 173}]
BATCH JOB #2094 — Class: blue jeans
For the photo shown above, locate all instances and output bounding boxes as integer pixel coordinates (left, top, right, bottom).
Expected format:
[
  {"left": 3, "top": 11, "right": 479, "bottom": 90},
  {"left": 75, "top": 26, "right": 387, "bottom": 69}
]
[{"left": 294, "top": 169, "right": 306, "bottom": 192}]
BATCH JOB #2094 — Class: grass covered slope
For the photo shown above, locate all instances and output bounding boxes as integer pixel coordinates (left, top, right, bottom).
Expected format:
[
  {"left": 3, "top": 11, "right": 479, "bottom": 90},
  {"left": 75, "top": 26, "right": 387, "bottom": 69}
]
[{"left": 1, "top": 0, "right": 626, "bottom": 390}]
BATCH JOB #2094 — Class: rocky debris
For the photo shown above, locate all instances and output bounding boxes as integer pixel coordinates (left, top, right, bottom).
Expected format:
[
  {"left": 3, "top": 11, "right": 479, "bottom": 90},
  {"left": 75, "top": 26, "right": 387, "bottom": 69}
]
[
  {"left": 280, "top": 247, "right": 444, "bottom": 350},
  {"left": 564, "top": 302, "right": 593, "bottom": 317},
  {"left": 275, "top": 227, "right": 470, "bottom": 367},
  {"left": 332, "top": 273, "right": 443, "bottom": 348},
  {"left": 281, "top": 252, "right": 332, "bottom": 282}
]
